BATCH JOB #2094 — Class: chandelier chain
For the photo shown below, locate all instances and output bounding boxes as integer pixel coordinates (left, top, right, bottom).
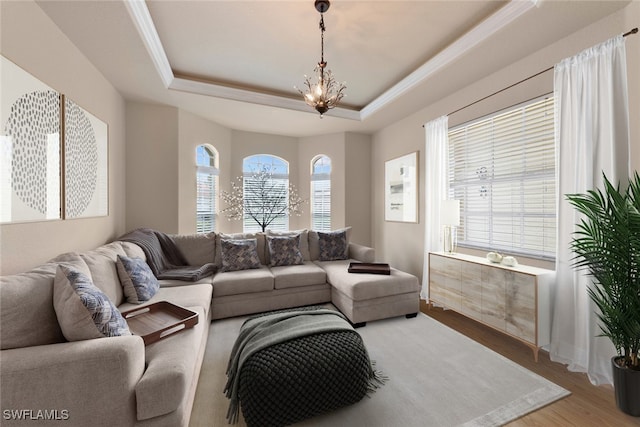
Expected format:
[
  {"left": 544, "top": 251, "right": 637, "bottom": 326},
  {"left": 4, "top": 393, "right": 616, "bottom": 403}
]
[
  {"left": 319, "top": 14, "right": 325, "bottom": 65},
  {"left": 296, "top": 0, "right": 346, "bottom": 117}
]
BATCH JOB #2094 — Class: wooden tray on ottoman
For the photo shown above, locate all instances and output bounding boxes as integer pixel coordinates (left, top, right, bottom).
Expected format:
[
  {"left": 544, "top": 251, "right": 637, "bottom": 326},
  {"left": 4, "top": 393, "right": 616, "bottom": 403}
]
[
  {"left": 348, "top": 262, "right": 391, "bottom": 275},
  {"left": 122, "top": 301, "right": 199, "bottom": 345}
]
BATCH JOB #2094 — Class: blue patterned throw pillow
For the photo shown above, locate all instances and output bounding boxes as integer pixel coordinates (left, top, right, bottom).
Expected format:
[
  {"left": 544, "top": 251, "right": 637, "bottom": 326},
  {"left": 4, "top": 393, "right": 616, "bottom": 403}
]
[
  {"left": 267, "top": 234, "right": 304, "bottom": 267},
  {"left": 220, "top": 238, "right": 262, "bottom": 272},
  {"left": 116, "top": 255, "right": 160, "bottom": 304},
  {"left": 53, "top": 265, "right": 131, "bottom": 341},
  {"left": 318, "top": 230, "right": 348, "bottom": 261}
]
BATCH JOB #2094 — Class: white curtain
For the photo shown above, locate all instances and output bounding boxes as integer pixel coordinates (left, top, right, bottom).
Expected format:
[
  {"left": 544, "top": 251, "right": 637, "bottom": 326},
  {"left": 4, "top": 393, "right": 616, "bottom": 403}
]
[
  {"left": 551, "top": 35, "right": 630, "bottom": 385},
  {"left": 421, "top": 116, "right": 449, "bottom": 300}
]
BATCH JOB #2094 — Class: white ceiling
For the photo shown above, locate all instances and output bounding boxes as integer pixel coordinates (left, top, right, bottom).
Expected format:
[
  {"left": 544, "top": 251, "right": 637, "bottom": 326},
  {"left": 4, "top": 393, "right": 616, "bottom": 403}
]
[{"left": 36, "top": 0, "right": 630, "bottom": 137}]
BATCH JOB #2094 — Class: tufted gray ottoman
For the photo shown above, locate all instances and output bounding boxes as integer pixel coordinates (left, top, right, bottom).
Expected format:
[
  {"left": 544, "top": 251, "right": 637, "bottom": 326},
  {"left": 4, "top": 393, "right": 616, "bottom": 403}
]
[{"left": 225, "top": 307, "right": 383, "bottom": 427}]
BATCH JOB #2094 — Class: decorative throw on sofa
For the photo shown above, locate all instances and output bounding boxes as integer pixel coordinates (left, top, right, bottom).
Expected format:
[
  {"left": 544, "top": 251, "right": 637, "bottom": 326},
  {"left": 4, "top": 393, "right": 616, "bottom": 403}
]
[
  {"left": 119, "top": 228, "right": 216, "bottom": 281},
  {"left": 224, "top": 308, "right": 385, "bottom": 426}
]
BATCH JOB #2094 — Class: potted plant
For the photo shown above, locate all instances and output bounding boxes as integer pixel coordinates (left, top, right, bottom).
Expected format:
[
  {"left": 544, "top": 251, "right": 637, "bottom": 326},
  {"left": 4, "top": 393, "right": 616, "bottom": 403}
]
[{"left": 566, "top": 172, "right": 640, "bottom": 416}]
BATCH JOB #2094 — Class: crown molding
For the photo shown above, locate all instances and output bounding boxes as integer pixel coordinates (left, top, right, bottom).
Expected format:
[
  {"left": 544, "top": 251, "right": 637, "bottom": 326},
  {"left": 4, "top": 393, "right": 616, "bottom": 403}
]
[
  {"left": 124, "top": 0, "right": 174, "bottom": 87},
  {"left": 124, "top": 0, "right": 536, "bottom": 122},
  {"left": 170, "top": 77, "right": 361, "bottom": 120},
  {"left": 359, "top": 0, "right": 537, "bottom": 120}
]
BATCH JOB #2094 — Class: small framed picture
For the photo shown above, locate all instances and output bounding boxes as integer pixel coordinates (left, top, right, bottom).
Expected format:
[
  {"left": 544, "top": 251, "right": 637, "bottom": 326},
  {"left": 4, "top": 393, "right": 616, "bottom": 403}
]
[{"left": 385, "top": 151, "right": 418, "bottom": 223}]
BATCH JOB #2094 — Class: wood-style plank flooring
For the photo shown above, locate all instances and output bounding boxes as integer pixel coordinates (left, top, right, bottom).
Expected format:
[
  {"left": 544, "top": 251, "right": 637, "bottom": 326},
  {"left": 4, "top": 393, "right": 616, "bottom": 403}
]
[{"left": 420, "top": 301, "right": 640, "bottom": 426}]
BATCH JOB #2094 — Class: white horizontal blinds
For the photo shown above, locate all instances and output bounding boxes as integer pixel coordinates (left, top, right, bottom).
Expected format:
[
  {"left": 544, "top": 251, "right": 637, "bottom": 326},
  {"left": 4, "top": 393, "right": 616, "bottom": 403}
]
[
  {"left": 311, "top": 156, "right": 331, "bottom": 231},
  {"left": 196, "top": 145, "right": 218, "bottom": 234},
  {"left": 448, "top": 96, "right": 556, "bottom": 259},
  {"left": 242, "top": 155, "right": 289, "bottom": 232},
  {"left": 311, "top": 178, "right": 331, "bottom": 231},
  {"left": 196, "top": 168, "right": 217, "bottom": 233}
]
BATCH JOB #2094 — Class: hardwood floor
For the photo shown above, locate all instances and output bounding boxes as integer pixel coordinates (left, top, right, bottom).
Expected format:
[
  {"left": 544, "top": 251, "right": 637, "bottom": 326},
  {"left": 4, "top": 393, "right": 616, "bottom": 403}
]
[{"left": 420, "top": 301, "right": 640, "bottom": 427}]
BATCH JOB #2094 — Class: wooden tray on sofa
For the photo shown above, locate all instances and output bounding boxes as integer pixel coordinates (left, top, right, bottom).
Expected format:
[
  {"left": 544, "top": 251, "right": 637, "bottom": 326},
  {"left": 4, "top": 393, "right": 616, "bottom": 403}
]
[
  {"left": 121, "top": 301, "right": 199, "bottom": 345},
  {"left": 348, "top": 262, "right": 391, "bottom": 275}
]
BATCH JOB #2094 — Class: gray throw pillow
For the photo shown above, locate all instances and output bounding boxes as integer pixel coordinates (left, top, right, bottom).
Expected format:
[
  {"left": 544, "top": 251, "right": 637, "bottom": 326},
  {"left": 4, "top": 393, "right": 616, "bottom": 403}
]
[
  {"left": 53, "top": 265, "right": 131, "bottom": 341},
  {"left": 318, "top": 230, "right": 348, "bottom": 261},
  {"left": 220, "top": 238, "right": 262, "bottom": 272},
  {"left": 116, "top": 255, "right": 160, "bottom": 304},
  {"left": 267, "top": 234, "right": 304, "bottom": 267}
]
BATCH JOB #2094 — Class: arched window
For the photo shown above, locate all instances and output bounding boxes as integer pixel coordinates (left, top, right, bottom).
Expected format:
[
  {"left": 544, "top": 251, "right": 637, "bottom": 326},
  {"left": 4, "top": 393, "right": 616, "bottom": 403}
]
[
  {"left": 311, "top": 155, "right": 331, "bottom": 231},
  {"left": 196, "top": 145, "right": 219, "bottom": 233},
  {"left": 242, "top": 154, "right": 289, "bottom": 232}
]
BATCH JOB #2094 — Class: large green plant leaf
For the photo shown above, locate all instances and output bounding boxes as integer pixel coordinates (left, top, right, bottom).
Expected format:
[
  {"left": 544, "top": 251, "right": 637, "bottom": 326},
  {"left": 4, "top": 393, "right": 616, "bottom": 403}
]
[{"left": 566, "top": 172, "right": 640, "bottom": 369}]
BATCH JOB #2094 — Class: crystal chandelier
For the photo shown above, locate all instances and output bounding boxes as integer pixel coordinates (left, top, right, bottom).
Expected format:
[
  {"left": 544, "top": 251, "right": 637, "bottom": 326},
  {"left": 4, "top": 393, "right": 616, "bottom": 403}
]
[{"left": 296, "top": 0, "right": 346, "bottom": 118}]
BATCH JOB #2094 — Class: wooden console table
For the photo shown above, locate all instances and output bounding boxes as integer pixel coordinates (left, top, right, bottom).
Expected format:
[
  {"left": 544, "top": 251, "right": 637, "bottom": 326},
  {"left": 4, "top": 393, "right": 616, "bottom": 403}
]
[{"left": 428, "top": 252, "right": 555, "bottom": 361}]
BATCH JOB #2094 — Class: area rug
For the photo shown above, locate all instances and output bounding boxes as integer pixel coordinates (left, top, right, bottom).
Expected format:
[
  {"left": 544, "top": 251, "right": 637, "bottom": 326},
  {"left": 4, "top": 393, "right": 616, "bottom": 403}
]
[{"left": 189, "top": 311, "right": 570, "bottom": 427}]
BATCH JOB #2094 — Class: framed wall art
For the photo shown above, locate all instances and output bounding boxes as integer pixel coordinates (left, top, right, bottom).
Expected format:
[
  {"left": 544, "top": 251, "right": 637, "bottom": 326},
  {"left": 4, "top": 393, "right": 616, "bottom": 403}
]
[
  {"left": 64, "top": 97, "right": 108, "bottom": 219},
  {"left": 384, "top": 151, "right": 418, "bottom": 223},
  {"left": 1, "top": 55, "right": 61, "bottom": 223}
]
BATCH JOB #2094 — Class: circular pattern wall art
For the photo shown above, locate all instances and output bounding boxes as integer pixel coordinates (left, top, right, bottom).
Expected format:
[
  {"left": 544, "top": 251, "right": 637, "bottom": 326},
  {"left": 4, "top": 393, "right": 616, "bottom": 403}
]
[
  {"left": 4, "top": 90, "right": 60, "bottom": 215},
  {"left": 64, "top": 99, "right": 98, "bottom": 218}
]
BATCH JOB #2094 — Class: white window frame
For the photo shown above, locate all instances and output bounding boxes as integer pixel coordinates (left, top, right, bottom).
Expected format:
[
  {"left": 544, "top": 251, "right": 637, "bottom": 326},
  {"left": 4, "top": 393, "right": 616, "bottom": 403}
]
[
  {"left": 196, "top": 144, "right": 218, "bottom": 233},
  {"left": 311, "top": 155, "right": 331, "bottom": 231},
  {"left": 242, "top": 154, "right": 289, "bottom": 232},
  {"left": 448, "top": 96, "right": 556, "bottom": 260}
]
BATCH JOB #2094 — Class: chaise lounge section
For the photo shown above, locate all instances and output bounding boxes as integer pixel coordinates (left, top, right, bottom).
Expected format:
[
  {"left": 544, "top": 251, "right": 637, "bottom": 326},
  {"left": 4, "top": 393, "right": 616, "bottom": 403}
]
[{"left": 320, "top": 259, "right": 421, "bottom": 327}]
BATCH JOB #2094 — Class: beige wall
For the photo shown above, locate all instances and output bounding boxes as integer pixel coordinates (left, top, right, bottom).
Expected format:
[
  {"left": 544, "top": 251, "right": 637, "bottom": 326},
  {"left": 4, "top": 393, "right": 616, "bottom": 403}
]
[
  {"left": 177, "top": 110, "right": 232, "bottom": 234},
  {"left": 371, "top": 2, "right": 640, "bottom": 282},
  {"left": 122, "top": 106, "right": 371, "bottom": 240},
  {"left": 125, "top": 102, "right": 179, "bottom": 233},
  {"left": 225, "top": 130, "right": 372, "bottom": 241},
  {"left": 125, "top": 105, "right": 233, "bottom": 234},
  {"left": 0, "top": 0, "right": 127, "bottom": 275},
  {"left": 227, "top": 130, "right": 300, "bottom": 232},
  {"left": 3, "top": 1, "right": 635, "bottom": 279},
  {"left": 299, "top": 133, "right": 347, "bottom": 231},
  {"left": 297, "top": 132, "right": 372, "bottom": 246},
  {"left": 345, "top": 132, "right": 372, "bottom": 247}
]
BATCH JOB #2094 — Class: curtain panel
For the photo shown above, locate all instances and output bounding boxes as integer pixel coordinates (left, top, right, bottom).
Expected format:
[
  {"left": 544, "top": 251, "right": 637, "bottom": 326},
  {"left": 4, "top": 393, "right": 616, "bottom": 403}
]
[
  {"left": 421, "top": 116, "right": 449, "bottom": 300},
  {"left": 551, "top": 35, "right": 631, "bottom": 385}
]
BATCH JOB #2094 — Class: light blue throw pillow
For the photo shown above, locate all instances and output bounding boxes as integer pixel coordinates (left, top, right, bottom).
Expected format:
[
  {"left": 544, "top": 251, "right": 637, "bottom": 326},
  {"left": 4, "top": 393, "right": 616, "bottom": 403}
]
[
  {"left": 116, "top": 255, "right": 160, "bottom": 304},
  {"left": 53, "top": 265, "right": 131, "bottom": 341}
]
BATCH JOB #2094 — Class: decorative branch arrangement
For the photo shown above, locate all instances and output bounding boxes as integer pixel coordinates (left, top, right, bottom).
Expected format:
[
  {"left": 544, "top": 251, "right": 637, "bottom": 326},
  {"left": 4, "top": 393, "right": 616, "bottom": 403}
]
[{"left": 220, "top": 167, "right": 306, "bottom": 232}]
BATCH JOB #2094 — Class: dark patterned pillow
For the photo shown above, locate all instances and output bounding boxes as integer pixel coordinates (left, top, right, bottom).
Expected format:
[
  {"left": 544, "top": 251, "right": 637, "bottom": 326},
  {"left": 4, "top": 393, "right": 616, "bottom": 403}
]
[
  {"left": 53, "top": 265, "right": 131, "bottom": 341},
  {"left": 318, "top": 230, "right": 348, "bottom": 261},
  {"left": 267, "top": 234, "right": 304, "bottom": 267},
  {"left": 116, "top": 255, "right": 160, "bottom": 304},
  {"left": 221, "top": 238, "right": 262, "bottom": 272}
]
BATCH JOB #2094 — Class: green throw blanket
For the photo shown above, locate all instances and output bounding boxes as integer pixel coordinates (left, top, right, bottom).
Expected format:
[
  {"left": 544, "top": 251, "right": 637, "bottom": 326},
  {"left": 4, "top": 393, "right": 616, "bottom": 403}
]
[{"left": 224, "top": 309, "right": 379, "bottom": 424}]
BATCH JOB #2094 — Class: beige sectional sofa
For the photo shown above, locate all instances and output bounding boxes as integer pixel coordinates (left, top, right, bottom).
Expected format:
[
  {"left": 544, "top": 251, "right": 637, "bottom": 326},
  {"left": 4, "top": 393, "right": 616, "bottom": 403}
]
[
  {"left": 0, "top": 241, "right": 212, "bottom": 427},
  {"left": 0, "top": 228, "right": 419, "bottom": 426}
]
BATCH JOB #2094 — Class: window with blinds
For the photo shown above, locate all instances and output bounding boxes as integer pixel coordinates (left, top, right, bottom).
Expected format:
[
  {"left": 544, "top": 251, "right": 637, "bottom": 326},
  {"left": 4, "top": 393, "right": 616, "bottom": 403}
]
[
  {"left": 243, "top": 154, "right": 289, "bottom": 232},
  {"left": 311, "top": 155, "right": 331, "bottom": 231},
  {"left": 448, "top": 96, "right": 556, "bottom": 259},
  {"left": 196, "top": 145, "right": 218, "bottom": 233}
]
